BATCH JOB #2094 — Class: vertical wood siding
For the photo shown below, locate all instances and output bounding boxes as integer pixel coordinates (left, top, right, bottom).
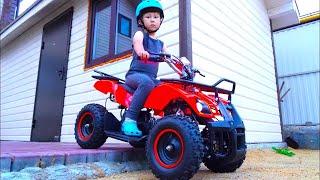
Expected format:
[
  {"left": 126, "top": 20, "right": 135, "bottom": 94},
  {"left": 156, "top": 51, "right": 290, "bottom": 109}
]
[{"left": 190, "top": 0, "right": 281, "bottom": 143}]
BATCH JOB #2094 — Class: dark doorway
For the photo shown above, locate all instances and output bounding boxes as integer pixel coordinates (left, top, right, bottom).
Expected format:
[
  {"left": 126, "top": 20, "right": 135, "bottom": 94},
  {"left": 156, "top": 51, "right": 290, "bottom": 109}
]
[{"left": 31, "top": 8, "right": 73, "bottom": 142}]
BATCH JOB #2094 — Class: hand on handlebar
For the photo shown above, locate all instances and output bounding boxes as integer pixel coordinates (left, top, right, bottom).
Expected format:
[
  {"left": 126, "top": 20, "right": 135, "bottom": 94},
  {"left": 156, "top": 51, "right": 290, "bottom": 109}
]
[
  {"left": 147, "top": 52, "right": 171, "bottom": 62},
  {"left": 140, "top": 51, "right": 150, "bottom": 62}
]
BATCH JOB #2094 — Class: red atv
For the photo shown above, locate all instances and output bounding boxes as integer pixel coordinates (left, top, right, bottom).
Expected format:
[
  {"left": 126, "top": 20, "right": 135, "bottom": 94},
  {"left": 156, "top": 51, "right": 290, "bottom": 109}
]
[{"left": 74, "top": 53, "right": 246, "bottom": 179}]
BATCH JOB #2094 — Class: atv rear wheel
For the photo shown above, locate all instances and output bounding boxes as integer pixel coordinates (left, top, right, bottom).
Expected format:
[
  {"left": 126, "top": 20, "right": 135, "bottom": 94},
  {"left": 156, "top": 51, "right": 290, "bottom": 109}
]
[
  {"left": 146, "top": 115, "right": 204, "bottom": 180},
  {"left": 75, "top": 104, "right": 107, "bottom": 149}
]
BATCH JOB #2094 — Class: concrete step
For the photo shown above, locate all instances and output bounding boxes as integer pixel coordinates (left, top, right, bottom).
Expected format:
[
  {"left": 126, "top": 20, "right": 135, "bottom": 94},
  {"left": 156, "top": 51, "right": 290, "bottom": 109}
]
[{"left": 0, "top": 141, "right": 146, "bottom": 172}]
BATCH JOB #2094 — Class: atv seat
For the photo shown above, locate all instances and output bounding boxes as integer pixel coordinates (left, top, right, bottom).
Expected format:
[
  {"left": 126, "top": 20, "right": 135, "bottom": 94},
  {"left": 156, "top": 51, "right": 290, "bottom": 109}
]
[
  {"left": 92, "top": 75, "right": 125, "bottom": 83},
  {"left": 92, "top": 75, "right": 135, "bottom": 94}
]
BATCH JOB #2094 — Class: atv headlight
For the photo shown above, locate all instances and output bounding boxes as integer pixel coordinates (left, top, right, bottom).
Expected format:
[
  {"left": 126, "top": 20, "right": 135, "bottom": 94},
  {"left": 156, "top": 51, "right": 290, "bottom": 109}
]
[{"left": 196, "top": 100, "right": 211, "bottom": 114}]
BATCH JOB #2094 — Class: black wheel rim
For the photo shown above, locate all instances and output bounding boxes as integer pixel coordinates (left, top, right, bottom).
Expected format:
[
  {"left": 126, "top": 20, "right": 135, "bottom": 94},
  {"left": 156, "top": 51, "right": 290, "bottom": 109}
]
[{"left": 154, "top": 129, "right": 184, "bottom": 169}]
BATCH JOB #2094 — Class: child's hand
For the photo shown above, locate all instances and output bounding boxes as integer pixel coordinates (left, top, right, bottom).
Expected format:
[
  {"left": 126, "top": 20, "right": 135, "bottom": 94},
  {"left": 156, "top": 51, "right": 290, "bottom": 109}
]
[{"left": 140, "top": 51, "right": 150, "bottom": 62}]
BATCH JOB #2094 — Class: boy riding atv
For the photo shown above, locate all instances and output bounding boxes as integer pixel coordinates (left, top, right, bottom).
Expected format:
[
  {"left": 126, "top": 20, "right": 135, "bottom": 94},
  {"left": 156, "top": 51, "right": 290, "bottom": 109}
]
[
  {"left": 75, "top": 1, "right": 246, "bottom": 179},
  {"left": 121, "top": 0, "right": 167, "bottom": 137}
]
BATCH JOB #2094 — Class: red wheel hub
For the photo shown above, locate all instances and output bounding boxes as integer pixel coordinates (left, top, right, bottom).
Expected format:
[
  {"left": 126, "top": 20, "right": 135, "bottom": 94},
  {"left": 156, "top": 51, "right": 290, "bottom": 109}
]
[
  {"left": 153, "top": 128, "right": 184, "bottom": 169},
  {"left": 77, "top": 112, "right": 94, "bottom": 141}
]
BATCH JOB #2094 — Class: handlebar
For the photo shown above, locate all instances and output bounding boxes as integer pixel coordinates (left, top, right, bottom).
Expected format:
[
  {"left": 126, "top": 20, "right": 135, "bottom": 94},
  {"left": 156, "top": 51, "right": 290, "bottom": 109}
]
[
  {"left": 147, "top": 52, "right": 171, "bottom": 62},
  {"left": 145, "top": 52, "right": 205, "bottom": 80}
]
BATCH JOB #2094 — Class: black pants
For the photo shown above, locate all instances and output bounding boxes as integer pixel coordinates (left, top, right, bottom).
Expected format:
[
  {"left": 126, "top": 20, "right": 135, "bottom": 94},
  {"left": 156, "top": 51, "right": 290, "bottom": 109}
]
[{"left": 125, "top": 73, "right": 159, "bottom": 120}]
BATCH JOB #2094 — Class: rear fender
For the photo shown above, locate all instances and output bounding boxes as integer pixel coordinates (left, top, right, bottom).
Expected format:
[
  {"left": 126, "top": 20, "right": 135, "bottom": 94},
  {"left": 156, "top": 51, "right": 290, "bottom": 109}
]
[
  {"left": 94, "top": 80, "right": 117, "bottom": 94},
  {"left": 94, "top": 80, "right": 132, "bottom": 107}
]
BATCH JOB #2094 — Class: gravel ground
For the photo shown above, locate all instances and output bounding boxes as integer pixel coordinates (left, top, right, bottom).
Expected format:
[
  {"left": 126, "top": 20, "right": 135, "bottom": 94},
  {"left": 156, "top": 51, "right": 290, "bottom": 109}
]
[{"left": 99, "top": 149, "right": 320, "bottom": 180}]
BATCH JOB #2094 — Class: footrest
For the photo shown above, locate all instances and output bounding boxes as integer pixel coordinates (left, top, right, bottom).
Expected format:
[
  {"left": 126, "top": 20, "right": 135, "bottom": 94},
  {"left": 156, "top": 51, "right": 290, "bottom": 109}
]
[{"left": 105, "top": 131, "right": 147, "bottom": 143}]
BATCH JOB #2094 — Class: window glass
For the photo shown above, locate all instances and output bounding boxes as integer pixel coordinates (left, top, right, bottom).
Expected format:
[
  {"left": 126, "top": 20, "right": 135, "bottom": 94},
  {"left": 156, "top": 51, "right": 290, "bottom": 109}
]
[
  {"left": 0, "top": 1, "right": 3, "bottom": 16},
  {"left": 16, "top": 0, "right": 37, "bottom": 17},
  {"left": 118, "top": 14, "right": 131, "bottom": 37},
  {"left": 92, "top": 0, "right": 112, "bottom": 60},
  {"left": 86, "top": 0, "right": 139, "bottom": 68},
  {"left": 115, "top": 0, "right": 138, "bottom": 54}
]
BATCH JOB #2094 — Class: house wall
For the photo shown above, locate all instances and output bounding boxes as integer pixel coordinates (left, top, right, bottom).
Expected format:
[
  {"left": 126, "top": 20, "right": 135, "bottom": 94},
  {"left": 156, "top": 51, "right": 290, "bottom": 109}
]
[
  {"left": 1, "top": 0, "right": 282, "bottom": 144},
  {"left": 0, "top": 1, "right": 74, "bottom": 141},
  {"left": 0, "top": 24, "right": 41, "bottom": 141},
  {"left": 190, "top": 0, "right": 282, "bottom": 143}
]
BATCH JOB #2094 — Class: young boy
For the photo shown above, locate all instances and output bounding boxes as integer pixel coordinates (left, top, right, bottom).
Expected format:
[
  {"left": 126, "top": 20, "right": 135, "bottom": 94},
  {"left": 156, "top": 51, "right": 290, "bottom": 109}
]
[{"left": 121, "top": 0, "right": 167, "bottom": 136}]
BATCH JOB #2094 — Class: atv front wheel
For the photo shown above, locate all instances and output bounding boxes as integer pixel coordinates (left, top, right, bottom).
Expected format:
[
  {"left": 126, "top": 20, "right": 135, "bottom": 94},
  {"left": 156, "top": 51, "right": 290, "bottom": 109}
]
[
  {"left": 146, "top": 115, "right": 204, "bottom": 179},
  {"left": 75, "top": 104, "right": 107, "bottom": 149}
]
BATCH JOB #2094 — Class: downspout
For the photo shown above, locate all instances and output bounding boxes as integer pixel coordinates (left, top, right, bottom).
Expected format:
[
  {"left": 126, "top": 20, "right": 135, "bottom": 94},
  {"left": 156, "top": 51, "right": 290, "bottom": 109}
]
[
  {"left": 179, "top": 0, "right": 192, "bottom": 64},
  {"left": 270, "top": 20, "right": 285, "bottom": 142},
  {"left": 300, "top": 13, "right": 320, "bottom": 23}
]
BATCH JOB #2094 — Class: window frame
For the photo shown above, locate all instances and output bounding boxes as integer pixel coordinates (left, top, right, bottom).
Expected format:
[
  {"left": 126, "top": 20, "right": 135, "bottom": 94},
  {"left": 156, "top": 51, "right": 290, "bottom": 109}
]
[
  {"left": 85, "top": 0, "right": 132, "bottom": 69},
  {"left": 15, "top": 0, "right": 21, "bottom": 18},
  {"left": 15, "top": 0, "right": 39, "bottom": 19}
]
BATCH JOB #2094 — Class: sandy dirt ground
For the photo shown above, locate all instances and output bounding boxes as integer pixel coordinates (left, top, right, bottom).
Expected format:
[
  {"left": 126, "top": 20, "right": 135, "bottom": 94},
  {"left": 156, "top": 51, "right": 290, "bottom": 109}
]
[{"left": 98, "top": 149, "right": 319, "bottom": 180}]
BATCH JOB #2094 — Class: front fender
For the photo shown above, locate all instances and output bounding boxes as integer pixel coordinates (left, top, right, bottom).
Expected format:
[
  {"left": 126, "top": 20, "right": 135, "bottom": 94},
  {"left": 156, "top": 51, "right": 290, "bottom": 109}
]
[{"left": 144, "top": 84, "right": 213, "bottom": 118}]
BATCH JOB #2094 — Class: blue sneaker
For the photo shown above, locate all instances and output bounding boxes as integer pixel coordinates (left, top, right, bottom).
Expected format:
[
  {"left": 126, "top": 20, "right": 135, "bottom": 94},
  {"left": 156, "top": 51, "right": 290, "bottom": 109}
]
[{"left": 121, "top": 118, "right": 142, "bottom": 137}]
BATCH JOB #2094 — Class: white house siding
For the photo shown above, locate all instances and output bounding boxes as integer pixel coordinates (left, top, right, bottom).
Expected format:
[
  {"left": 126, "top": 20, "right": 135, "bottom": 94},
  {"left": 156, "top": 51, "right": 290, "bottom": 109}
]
[
  {"left": 191, "top": 0, "right": 282, "bottom": 143},
  {"left": 60, "top": 0, "right": 180, "bottom": 142},
  {"left": 0, "top": 27, "right": 41, "bottom": 141},
  {"left": 0, "top": 1, "right": 74, "bottom": 141}
]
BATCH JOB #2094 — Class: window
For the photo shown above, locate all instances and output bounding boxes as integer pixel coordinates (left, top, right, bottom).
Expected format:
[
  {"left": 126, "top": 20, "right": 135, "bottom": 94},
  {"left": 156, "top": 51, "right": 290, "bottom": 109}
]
[
  {"left": 85, "top": 0, "right": 139, "bottom": 69},
  {"left": 15, "top": 0, "right": 38, "bottom": 18},
  {"left": 91, "top": 0, "right": 112, "bottom": 60},
  {"left": 118, "top": 14, "right": 131, "bottom": 38}
]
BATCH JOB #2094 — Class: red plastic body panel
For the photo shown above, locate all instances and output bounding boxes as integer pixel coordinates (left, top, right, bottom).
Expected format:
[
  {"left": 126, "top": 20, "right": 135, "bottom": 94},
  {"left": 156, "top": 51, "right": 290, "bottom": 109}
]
[
  {"left": 94, "top": 80, "right": 133, "bottom": 107},
  {"left": 94, "top": 80, "right": 226, "bottom": 119}
]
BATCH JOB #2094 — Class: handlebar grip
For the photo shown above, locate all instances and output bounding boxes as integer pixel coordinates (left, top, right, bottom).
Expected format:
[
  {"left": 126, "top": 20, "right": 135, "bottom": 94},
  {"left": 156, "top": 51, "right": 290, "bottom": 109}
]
[
  {"left": 149, "top": 52, "right": 171, "bottom": 58},
  {"left": 148, "top": 55, "right": 164, "bottom": 62}
]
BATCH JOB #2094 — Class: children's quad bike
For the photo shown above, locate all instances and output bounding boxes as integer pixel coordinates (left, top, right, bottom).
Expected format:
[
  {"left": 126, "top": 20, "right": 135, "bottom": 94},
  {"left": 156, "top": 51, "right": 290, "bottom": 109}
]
[{"left": 74, "top": 53, "right": 246, "bottom": 179}]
